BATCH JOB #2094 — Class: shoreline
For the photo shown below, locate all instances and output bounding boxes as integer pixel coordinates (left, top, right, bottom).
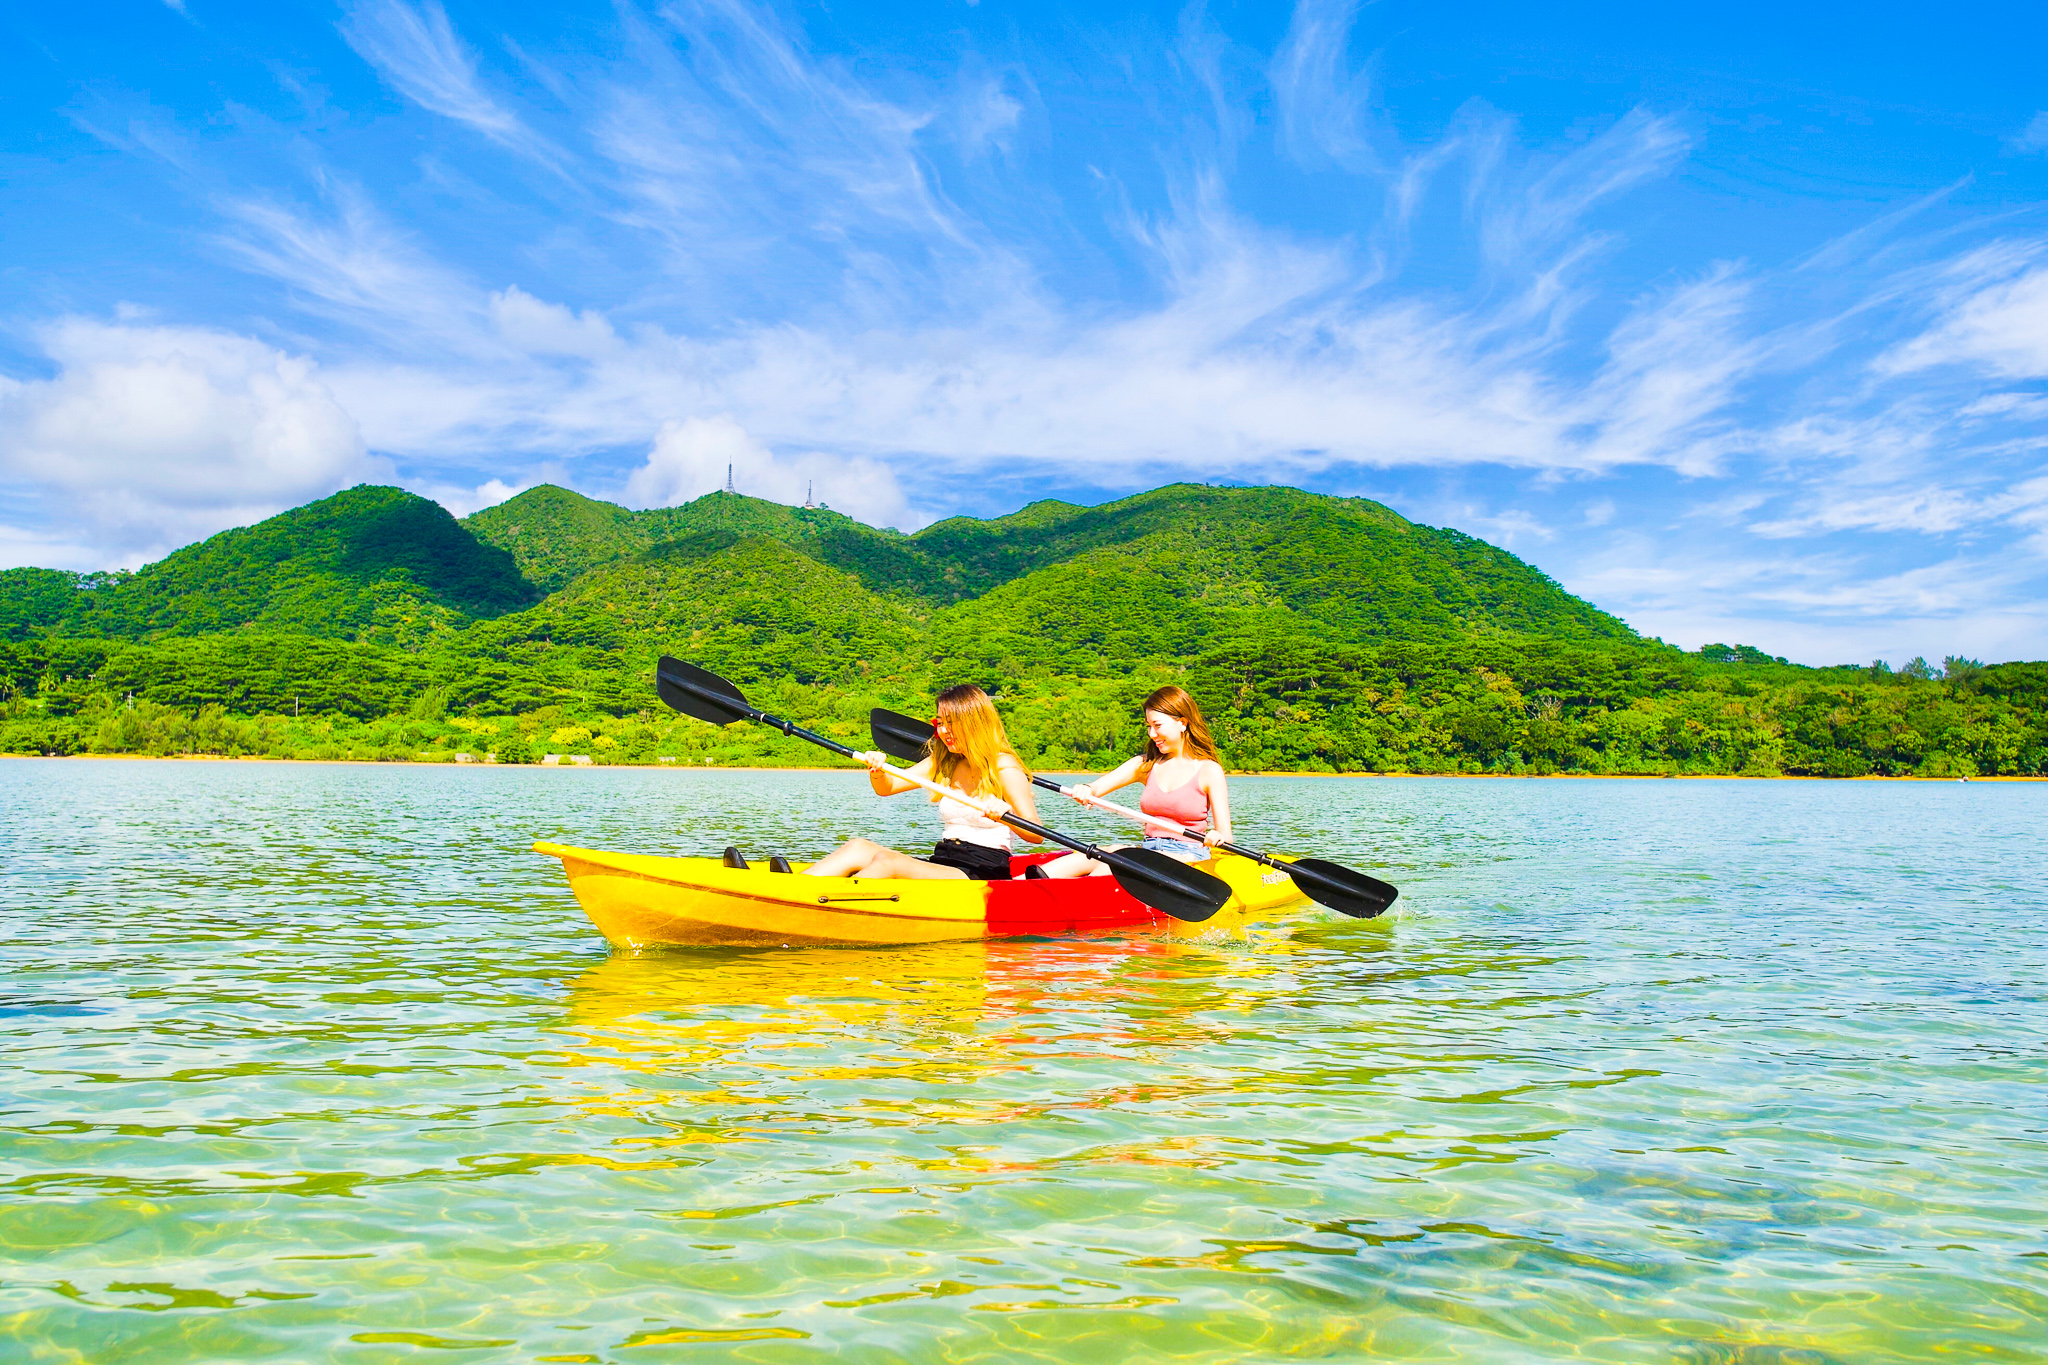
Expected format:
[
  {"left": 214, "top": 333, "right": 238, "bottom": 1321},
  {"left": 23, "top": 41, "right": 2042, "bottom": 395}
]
[{"left": 3, "top": 753, "right": 2040, "bottom": 781}]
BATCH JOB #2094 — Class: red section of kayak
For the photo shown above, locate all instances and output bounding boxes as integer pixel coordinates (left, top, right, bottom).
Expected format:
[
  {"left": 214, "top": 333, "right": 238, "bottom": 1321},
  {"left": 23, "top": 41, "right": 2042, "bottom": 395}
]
[{"left": 984, "top": 853, "right": 1174, "bottom": 936}]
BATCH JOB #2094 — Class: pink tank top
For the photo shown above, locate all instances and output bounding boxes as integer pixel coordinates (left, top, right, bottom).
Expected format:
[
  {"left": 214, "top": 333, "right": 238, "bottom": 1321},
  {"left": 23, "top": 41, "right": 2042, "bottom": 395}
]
[{"left": 1140, "top": 763, "right": 1210, "bottom": 838}]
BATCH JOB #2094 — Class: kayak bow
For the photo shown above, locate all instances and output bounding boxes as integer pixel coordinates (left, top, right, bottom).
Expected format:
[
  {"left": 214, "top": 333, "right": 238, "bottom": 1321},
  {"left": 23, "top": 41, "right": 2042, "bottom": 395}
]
[{"left": 534, "top": 843, "right": 1310, "bottom": 948}]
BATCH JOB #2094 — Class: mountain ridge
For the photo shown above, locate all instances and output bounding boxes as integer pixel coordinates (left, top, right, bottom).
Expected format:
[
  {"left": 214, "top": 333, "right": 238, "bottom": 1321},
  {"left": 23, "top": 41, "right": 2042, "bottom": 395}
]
[
  {"left": 6, "top": 478, "right": 2037, "bottom": 777},
  {"left": 2, "top": 486, "right": 538, "bottom": 647},
  {"left": 461, "top": 480, "right": 1631, "bottom": 642},
  {"left": 465, "top": 485, "right": 954, "bottom": 599}
]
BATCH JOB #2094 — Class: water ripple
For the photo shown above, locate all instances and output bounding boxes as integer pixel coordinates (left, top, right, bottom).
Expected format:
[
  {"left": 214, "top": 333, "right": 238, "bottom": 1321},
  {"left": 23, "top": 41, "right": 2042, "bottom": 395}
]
[{"left": 2, "top": 761, "right": 2044, "bottom": 1362}]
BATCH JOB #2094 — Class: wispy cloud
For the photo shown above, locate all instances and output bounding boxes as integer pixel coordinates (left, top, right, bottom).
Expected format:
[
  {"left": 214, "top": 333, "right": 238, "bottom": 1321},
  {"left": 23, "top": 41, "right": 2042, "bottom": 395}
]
[
  {"left": 1878, "top": 241, "right": 2048, "bottom": 379},
  {"left": 1269, "top": 0, "right": 1379, "bottom": 172},
  {"left": 339, "top": 0, "right": 566, "bottom": 169},
  {"left": 340, "top": 0, "right": 514, "bottom": 134},
  {"left": 1562, "top": 535, "right": 2048, "bottom": 664},
  {"left": 2009, "top": 112, "right": 2048, "bottom": 155},
  {"left": 1476, "top": 109, "right": 1689, "bottom": 276},
  {"left": 217, "top": 187, "right": 489, "bottom": 352}
]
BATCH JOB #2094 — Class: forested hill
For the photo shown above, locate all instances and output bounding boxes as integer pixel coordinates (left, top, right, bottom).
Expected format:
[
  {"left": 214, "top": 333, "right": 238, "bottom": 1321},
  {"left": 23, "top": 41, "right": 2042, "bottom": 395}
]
[
  {"left": 2, "top": 486, "right": 537, "bottom": 647},
  {"left": 464, "top": 484, "right": 951, "bottom": 598},
  {"left": 2, "top": 480, "right": 2042, "bottom": 777},
  {"left": 465, "top": 481, "right": 1633, "bottom": 641}
]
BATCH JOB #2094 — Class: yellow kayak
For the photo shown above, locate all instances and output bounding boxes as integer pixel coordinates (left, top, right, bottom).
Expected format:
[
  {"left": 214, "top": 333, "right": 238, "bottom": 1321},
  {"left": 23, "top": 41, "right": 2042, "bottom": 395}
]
[{"left": 534, "top": 843, "right": 1310, "bottom": 948}]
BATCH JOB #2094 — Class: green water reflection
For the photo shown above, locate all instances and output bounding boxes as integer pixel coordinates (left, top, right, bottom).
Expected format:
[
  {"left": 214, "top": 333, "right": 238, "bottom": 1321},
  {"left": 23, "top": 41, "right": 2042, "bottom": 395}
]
[{"left": 2, "top": 762, "right": 2044, "bottom": 1362}]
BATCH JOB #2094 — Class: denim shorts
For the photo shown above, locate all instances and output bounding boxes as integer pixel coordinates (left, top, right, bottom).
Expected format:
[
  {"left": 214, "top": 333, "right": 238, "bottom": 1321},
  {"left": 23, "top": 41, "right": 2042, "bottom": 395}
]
[{"left": 1140, "top": 835, "right": 1207, "bottom": 860}]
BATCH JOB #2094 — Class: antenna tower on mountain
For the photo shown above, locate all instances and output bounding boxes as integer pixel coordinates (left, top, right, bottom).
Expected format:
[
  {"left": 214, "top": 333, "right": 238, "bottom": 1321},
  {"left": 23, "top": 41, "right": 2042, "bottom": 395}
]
[
  {"left": 724, "top": 463, "right": 736, "bottom": 494},
  {"left": 802, "top": 480, "right": 817, "bottom": 510}
]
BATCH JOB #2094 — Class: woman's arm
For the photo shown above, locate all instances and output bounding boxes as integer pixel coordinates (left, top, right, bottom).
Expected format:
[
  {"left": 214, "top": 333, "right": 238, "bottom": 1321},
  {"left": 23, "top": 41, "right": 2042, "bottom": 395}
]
[
  {"left": 982, "top": 756, "right": 1044, "bottom": 843},
  {"left": 865, "top": 752, "right": 927, "bottom": 797},
  {"left": 1200, "top": 762, "right": 1233, "bottom": 844},
  {"left": 1070, "top": 754, "right": 1145, "bottom": 803}
]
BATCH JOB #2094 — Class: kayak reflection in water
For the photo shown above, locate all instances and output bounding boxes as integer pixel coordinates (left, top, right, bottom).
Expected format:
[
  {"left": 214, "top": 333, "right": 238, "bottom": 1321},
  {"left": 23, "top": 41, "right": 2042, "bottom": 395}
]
[
  {"left": 1043, "top": 685, "right": 1232, "bottom": 877},
  {"left": 803, "top": 683, "right": 1043, "bottom": 881}
]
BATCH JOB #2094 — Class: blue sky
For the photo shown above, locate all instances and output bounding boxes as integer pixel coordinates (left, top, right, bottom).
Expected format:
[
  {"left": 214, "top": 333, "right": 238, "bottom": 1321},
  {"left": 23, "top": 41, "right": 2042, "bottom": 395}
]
[{"left": 3, "top": 0, "right": 2046, "bottom": 664}]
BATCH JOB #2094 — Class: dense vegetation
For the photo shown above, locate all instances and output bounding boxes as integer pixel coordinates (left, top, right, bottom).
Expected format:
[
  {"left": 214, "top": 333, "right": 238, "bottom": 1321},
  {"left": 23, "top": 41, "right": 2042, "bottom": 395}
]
[
  {"left": 3, "top": 482, "right": 2042, "bottom": 777},
  {"left": 1, "top": 486, "right": 536, "bottom": 648}
]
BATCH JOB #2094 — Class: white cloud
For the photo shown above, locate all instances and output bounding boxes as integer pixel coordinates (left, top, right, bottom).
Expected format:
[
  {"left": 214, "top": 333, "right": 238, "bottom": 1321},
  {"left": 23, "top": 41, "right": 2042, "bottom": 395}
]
[
  {"left": 1961, "top": 392, "right": 2048, "bottom": 422},
  {"left": 1269, "top": 0, "right": 1380, "bottom": 172},
  {"left": 0, "top": 319, "right": 370, "bottom": 566},
  {"left": 1574, "top": 265, "right": 1754, "bottom": 475},
  {"left": 2008, "top": 112, "right": 2048, "bottom": 155},
  {"left": 283, "top": 247, "right": 1762, "bottom": 488},
  {"left": 339, "top": 0, "right": 540, "bottom": 156},
  {"left": 429, "top": 476, "right": 533, "bottom": 518},
  {"left": 0, "top": 520, "right": 113, "bottom": 575},
  {"left": 220, "top": 191, "right": 487, "bottom": 351},
  {"left": 1879, "top": 245, "right": 2048, "bottom": 379},
  {"left": 585, "top": 0, "right": 1001, "bottom": 320},
  {"left": 1476, "top": 108, "right": 1689, "bottom": 273},
  {"left": 198, "top": 12, "right": 1751, "bottom": 492},
  {"left": 1750, "top": 487, "right": 1987, "bottom": 538},
  {"left": 624, "top": 417, "right": 914, "bottom": 529},
  {"left": 487, "top": 287, "right": 617, "bottom": 358},
  {"left": 954, "top": 76, "right": 1023, "bottom": 158},
  {"left": 1562, "top": 537, "right": 2048, "bottom": 665}
]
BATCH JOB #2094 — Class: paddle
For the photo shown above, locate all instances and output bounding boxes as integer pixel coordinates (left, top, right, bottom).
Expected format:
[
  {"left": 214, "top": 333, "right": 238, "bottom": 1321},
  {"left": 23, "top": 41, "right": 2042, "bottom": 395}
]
[
  {"left": 654, "top": 658, "right": 1232, "bottom": 923},
  {"left": 871, "top": 706, "right": 1399, "bottom": 920}
]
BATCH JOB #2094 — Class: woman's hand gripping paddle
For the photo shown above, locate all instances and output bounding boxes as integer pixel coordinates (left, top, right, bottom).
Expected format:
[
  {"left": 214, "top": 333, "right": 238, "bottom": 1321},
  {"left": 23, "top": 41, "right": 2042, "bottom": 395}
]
[
  {"left": 870, "top": 706, "right": 1399, "bottom": 920},
  {"left": 654, "top": 658, "right": 1233, "bottom": 922}
]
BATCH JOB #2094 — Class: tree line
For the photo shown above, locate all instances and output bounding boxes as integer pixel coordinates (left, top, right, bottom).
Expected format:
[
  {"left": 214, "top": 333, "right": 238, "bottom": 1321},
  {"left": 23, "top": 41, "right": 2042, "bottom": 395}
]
[{"left": 5, "top": 632, "right": 2042, "bottom": 777}]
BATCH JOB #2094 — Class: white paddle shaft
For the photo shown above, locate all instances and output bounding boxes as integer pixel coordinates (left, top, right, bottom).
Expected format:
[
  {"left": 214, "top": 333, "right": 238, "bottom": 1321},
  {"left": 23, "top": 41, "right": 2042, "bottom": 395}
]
[
  {"left": 870, "top": 756, "right": 1012, "bottom": 817},
  {"left": 1063, "top": 786, "right": 1209, "bottom": 844}
]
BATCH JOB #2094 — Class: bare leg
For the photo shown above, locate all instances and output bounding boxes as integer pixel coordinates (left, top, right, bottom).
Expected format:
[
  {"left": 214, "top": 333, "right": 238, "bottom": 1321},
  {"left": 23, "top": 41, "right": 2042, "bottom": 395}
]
[
  {"left": 801, "top": 837, "right": 968, "bottom": 880},
  {"left": 801, "top": 836, "right": 885, "bottom": 877},
  {"left": 1044, "top": 847, "right": 1126, "bottom": 878}
]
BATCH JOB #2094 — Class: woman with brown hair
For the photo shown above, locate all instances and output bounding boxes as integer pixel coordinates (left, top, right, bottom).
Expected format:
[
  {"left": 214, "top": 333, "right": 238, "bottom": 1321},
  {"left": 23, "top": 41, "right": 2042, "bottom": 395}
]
[
  {"left": 802, "top": 683, "right": 1042, "bottom": 880},
  {"left": 1040, "top": 685, "right": 1232, "bottom": 877}
]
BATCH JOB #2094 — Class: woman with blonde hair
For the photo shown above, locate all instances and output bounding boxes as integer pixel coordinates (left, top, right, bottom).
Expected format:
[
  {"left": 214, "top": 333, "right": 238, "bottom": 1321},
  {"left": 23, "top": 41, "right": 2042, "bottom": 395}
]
[
  {"left": 803, "top": 683, "right": 1043, "bottom": 880},
  {"left": 1040, "top": 685, "right": 1232, "bottom": 878}
]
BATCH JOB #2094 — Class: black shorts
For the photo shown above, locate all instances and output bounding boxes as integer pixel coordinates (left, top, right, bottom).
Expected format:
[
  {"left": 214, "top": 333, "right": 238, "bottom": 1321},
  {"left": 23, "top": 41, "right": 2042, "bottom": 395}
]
[{"left": 928, "top": 839, "right": 1012, "bottom": 881}]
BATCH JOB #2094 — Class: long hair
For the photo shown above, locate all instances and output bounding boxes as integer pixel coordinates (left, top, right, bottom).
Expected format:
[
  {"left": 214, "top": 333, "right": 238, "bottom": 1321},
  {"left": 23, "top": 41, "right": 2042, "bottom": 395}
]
[
  {"left": 926, "top": 684, "right": 1028, "bottom": 798},
  {"left": 1139, "top": 685, "right": 1221, "bottom": 769}
]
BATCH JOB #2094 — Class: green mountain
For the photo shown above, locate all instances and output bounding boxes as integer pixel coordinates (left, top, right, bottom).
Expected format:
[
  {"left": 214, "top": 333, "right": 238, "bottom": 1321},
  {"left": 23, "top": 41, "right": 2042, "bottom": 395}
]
[
  {"left": 466, "top": 485, "right": 954, "bottom": 599},
  {"left": 476, "top": 535, "right": 927, "bottom": 683},
  {"left": 922, "top": 486, "right": 1629, "bottom": 680},
  {"left": 1, "top": 486, "right": 537, "bottom": 647},
  {"left": 458, "top": 484, "right": 646, "bottom": 592},
  {"left": 915, "top": 483, "right": 1616, "bottom": 634},
  {"left": 468, "top": 481, "right": 1626, "bottom": 639},
  {"left": 3, "top": 479, "right": 2042, "bottom": 777},
  {"left": 0, "top": 568, "right": 105, "bottom": 643}
]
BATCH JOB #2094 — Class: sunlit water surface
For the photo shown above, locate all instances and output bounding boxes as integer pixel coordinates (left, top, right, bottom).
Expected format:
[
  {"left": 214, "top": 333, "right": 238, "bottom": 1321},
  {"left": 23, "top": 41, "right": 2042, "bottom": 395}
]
[{"left": 2, "top": 761, "right": 2043, "bottom": 1363}]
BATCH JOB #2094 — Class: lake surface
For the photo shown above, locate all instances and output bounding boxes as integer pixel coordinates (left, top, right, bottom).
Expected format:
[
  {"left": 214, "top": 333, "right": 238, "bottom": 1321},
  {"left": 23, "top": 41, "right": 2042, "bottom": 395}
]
[{"left": 3, "top": 760, "right": 2044, "bottom": 1363}]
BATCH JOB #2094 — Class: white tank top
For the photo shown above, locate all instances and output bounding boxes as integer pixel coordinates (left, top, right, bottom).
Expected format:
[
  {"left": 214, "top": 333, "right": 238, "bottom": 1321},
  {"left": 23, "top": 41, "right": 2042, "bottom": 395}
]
[{"left": 935, "top": 789, "right": 1012, "bottom": 850}]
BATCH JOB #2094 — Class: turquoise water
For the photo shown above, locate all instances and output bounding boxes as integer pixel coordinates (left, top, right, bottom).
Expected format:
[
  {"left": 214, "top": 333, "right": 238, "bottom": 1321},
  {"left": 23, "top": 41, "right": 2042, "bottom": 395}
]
[{"left": 2, "top": 760, "right": 2044, "bottom": 1362}]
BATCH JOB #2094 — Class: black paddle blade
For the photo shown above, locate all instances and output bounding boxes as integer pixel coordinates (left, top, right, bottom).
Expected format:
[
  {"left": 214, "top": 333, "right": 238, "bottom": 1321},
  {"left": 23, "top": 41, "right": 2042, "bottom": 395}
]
[
  {"left": 655, "top": 656, "right": 753, "bottom": 727},
  {"left": 1283, "top": 857, "right": 1400, "bottom": 919},
  {"left": 870, "top": 707, "right": 934, "bottom": 762},
  {"left": 1102, "top": 847, "right": 1232, "bottom": 924}
]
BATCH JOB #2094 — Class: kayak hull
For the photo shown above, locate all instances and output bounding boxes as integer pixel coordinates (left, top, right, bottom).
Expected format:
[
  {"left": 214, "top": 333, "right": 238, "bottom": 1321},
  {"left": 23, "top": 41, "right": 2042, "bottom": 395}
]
[{"left": 534, "top": 842, "right": 1309, "bottom": 948}]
